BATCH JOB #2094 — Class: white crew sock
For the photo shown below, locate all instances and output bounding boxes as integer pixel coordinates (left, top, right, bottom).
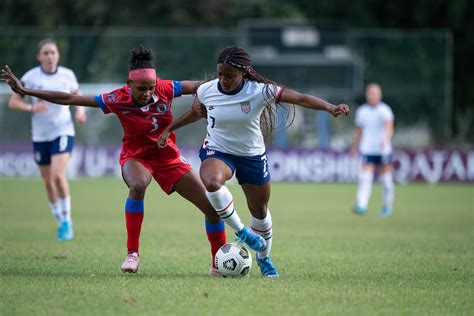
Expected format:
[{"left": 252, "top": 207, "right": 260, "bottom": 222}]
[
  {"left": 356, "top": 170, "right": 374, "bottom": 209},
  {"left": 58, "top": 196, "right": 72, "bottom": 222},
  {"left": 251, "top": 211, "right": 273, "bottom": 259},
  {"left": 206, "top": 186, "right": 244, "bottom": 232},
  {"left": 380, "top": 172, "right": 394, "bottom": 211},
  {"left": 48, "top": 200, "right": 63, "bottom": 226}
]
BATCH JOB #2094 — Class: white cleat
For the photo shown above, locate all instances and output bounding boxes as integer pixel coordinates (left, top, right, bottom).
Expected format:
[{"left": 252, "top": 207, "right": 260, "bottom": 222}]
[{"left": 121, "top": 252, "right": 140, "bottom": 273}]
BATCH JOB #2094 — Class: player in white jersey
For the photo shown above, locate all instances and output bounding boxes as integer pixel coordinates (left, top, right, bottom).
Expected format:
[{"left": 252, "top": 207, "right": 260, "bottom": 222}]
[
  {"left": 158, "top": 45, "right": 350, "bottom": 277},
  {"left": 351, "top": 83, "right": 394, "bottom": 217},
  {"left": 8, "top": 38, "right": 87, "bottom": 240}
]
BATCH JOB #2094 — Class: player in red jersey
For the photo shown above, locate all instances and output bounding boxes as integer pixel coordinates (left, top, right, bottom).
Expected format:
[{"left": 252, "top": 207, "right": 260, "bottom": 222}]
[{"left": 2, "top": 46, "right": 226, "bottom": 275}]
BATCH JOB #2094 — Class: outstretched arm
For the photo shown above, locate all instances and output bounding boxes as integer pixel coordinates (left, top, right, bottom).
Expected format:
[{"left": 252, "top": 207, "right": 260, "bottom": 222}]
[
  {"left": 279, "top": 88, "right": 350, "bottom": 117},
  {"left": 157, "top": 96, "right": 204, "bottom": 148},
  {"left": 181, "top": 81, "right": 203, "bottom": 95},
  {"left": 2, "top": 65, "right": 98, "bottom": 108}
]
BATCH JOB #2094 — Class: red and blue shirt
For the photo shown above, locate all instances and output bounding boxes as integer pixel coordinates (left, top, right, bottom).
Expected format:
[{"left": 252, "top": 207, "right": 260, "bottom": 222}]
[{"left": 95, "top": 79, "right": 182, "bottom": 159}]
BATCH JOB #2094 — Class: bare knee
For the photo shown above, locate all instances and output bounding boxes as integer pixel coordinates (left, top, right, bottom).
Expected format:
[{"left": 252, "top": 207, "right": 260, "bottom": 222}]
[
  {"left": 201, "top": 174, "right": 225, "bottom": 192},
  {"left": 128, "top": 182, "right": 148, "bottom": 200}
]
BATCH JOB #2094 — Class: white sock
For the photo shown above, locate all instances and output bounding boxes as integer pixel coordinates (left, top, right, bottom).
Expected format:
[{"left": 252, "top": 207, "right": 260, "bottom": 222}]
[
  {"left": 206, "top": 186, "right": 244, "bottom": 232},
  {"left": 356, "top": 170, "right": 373, "bottom": 209},
  {"left": 380, "top": 173, "right": 394, "bottom": 210},
  {"left": 48, "top": 200, "right": 63, "bottom": 226},
  {"left": 59, "top": 196, "right": 72, "bottom": 222},
  {"left": 251, "top": 211, "right": 273, "bottom": 259}
]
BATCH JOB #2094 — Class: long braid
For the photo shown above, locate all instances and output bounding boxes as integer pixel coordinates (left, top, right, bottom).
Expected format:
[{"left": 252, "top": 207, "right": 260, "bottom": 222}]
[{"left": 217, "top": 45, "right": 295, "bottom": 141}]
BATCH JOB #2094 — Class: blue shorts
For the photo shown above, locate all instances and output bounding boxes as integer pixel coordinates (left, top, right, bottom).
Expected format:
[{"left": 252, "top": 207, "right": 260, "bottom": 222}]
[
  {"left": 361, "top": 154, "right": 392, "bottom": 166},
  {"left": 33, "top": 136, "right": 74, "bottom": 165},
  {"left": 199, "top": 147, "right": 270, "bottom": 185}
]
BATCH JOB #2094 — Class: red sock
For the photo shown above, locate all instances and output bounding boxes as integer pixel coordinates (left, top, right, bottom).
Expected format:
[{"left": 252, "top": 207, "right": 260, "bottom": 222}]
[
  {"left": 125, "top": 212, "right": 144, "bottom": 254},
  {"left": 125, "top": 199, "right": 145, "bottom": 254},
  {"left": 206, "top": 223, "right": 227, "bottom": 268}
]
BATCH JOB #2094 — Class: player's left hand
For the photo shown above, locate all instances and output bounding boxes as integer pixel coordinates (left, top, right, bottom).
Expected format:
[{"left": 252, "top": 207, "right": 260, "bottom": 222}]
[
  {"left": 192, "top": 97, "right": 207, "bottom": 118},
  {"left": 330, "top": 104, "right": 350, "bottom": 117},
  {"left": 157, "top": 130, "right": 170, "bottom": 148},
  {"left": 2, "top": 65, "right": 25, "bottom": 96}
]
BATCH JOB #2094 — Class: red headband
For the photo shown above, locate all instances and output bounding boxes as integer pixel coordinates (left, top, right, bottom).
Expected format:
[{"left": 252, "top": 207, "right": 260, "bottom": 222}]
[{"left": 128, "top": 68, "right": 156, "bottom": 81}]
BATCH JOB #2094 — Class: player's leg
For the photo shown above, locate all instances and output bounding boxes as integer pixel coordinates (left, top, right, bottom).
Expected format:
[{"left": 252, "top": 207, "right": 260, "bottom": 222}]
[
  {"left": 34, "top": 141, "right": 63, "bottom": 239},
  {"left": 200, "top": 155, "right": 266, "bottom": 252},
  {"left": 241, "top": 183, "right": 278, "bottom": 278},
  {"left": 172, "top": 170, "right": 226, "bottom": 274},
  {"left": 50, "top": 136, "right": 75, "bottom": 240},
  {"left": 378, "top": 162, "right": 394, "bottom": 217},
  {"left": 120, "top": 159, "right": 153, "bottom": 273},
  {"left": 354, "top": 158, "right": 375, "bottom": 214}
]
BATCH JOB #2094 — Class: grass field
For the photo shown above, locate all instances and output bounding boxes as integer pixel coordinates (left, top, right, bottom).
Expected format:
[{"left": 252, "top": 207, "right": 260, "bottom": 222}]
[{"left": 0, "top": 179, "right": 473, "bottom": 315}]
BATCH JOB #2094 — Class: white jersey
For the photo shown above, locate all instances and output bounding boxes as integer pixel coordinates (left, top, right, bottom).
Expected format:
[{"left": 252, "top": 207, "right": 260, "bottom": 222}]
[
  {"left": 355, "top": 102, "right": 394, "bottom": 155},
  {"left": 197, "top": 79, "right": 282, "bottom": 156},
  {"left": 20, "top": 66, "right": 79, "bottom": 142}
]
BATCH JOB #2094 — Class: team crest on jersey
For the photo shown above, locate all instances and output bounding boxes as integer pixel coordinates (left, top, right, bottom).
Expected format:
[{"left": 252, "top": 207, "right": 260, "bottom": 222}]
[
  {"left": 155, "top": 103, "right": 168, "bottom": 113},
  {"left": 105, "top": 93, "right": 118, "bottom": 104},
  {"left": 241, "top": 101, "right": 251, "bottom": 113}
]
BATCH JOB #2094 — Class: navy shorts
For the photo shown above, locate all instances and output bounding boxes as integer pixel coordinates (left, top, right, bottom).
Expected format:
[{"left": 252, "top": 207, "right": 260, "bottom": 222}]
[
  {"left": 199, "top": 147, "right": 270, "bottom": 185},
  {"left": 33, "top": 136, "right": 74, "bottom": 165},
  {"left": 361, "top": 154, "right": 392, "bottom": 166}
]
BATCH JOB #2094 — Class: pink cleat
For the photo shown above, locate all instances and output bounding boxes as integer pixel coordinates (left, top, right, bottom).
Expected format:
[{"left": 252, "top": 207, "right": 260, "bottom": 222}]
[
  {"left": 208, "top": 267, "right": 221, "bottom": 277},
  {"left": 121, "top": 252, "right": 140, "bottom": 273}
]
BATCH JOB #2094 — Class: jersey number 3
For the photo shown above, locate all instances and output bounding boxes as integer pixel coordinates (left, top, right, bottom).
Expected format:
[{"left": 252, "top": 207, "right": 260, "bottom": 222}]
[{"left": 149, "top": 116, "right": 159, "bottom": 133}]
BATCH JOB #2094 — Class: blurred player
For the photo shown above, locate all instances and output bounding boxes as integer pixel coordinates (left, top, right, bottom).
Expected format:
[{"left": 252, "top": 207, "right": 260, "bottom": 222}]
[
  {"left": 157, "top": 45, "right": 350, "bottom": 277},
  {"left": 351, "top": 83, "right": 395, "bottom": 217},
  {"left": 2, "top": 46, "right": 227, "bottom": 275},
  {"left": 7, "top": 38, "right": 87, "bottom": 241}
]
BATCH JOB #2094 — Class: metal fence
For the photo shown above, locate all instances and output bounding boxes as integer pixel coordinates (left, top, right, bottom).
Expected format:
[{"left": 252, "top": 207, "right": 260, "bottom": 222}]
[{"left": 0, "top": 24, "right": 453, "bottom": 148}]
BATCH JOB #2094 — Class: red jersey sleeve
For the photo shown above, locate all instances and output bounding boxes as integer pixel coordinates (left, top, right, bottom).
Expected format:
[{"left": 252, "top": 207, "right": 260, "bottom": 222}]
[{"left": 155, "top": 79, "right": 182, "bottom": 100}]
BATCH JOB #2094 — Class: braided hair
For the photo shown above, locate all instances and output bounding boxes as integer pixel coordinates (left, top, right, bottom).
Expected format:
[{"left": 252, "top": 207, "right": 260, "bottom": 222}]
[
  {"left": 129, "top": 46, "right": 155, "bottom": 70},
  {"left": 217, "top": 45, "right": 295, "bottom": 142}
]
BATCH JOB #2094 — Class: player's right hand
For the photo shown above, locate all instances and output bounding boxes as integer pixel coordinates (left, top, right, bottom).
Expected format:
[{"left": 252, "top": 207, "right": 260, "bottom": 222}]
[
  {"left": 2, "top": 65, "right": 25, "bottom": 96},
  {"left": 33, "top": 101, "right": 48, "bottom": 113}
]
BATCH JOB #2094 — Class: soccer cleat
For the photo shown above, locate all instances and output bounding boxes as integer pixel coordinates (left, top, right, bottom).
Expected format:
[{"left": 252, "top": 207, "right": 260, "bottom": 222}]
[
  {"left": 208, "top": 267, "right": 221, "bottom": 277},
  {"left": 121, "top": 252, "right": 140, "bottom": 273},
  {"left": 61, "top": 220, "right": 74, "bottom": 241},
  {"left": 235, "top": 226, "right": 266, "bottom": 252},
  {"left": 56, "top": 225, "right": 64, "bottom": 240},
  {"left": 352, "top": 205, "right": 367, "bottom": 215},
  {"left": 379, "top": 206, "right": 393, "bottom": 217},
  {"left": 257, "top": 256, "right": 279, "bottom": 278}
]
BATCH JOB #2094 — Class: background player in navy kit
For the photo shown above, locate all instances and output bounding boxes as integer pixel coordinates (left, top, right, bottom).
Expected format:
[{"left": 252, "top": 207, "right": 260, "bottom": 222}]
[
  {"left": 158, "top": 45, "right": 350, "bottom": 277},
  {"left": 8, "top": 38, "right": 87, "bottom": 240},
  {"left": 351, "top": 83, "right": 395, "bottom": 217}
]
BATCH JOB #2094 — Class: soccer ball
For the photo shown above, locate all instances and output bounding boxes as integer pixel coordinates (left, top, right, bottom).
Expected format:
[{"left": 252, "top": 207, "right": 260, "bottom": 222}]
[{"left": 215, "top": 242, "right": 252, "bottom": 277}]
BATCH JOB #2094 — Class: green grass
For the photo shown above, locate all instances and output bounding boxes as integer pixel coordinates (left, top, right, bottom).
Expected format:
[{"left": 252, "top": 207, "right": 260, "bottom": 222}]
[{"left": 0, "top": 179, "right": 473, "bottom": 315}]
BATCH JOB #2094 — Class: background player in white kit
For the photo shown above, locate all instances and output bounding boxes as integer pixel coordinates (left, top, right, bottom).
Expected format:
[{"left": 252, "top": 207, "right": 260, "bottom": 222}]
[
  {"left": 351, "top": 83, "right": 394, "bottom": 217},
  {"left": 8, "top": 38, "right": 87, "bottom": 240},
  {"left": 158, "top": 45, "right": 350, "bottom": 277}
]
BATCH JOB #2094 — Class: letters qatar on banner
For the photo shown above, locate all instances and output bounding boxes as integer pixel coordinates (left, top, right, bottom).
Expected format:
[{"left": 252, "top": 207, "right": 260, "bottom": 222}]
[{"left": 0, "top": 144, "right": 473, "bottom": 183}]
